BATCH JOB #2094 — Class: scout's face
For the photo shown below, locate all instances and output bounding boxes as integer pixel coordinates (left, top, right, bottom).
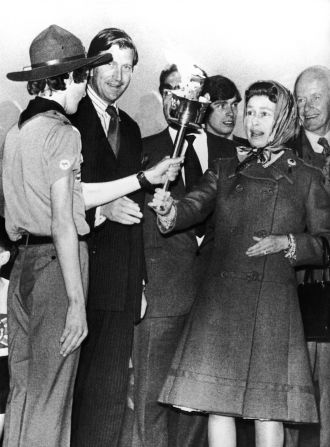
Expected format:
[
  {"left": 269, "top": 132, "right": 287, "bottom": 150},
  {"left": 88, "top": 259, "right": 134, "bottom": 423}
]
[
  {"left": 206, "top": 96, "right": 239, "bottom": 138},
  {"left": 64, "top": 77, "right": 87, "bottom": 115},
  {"left": 244, "top": 95, "right": 276, "bottom": 148},
  {"left": 90, "top": 44, "right": 134, "bottom": 104},
  {"left": 295, "top": 74, "right": 330, "bottom": 136}
]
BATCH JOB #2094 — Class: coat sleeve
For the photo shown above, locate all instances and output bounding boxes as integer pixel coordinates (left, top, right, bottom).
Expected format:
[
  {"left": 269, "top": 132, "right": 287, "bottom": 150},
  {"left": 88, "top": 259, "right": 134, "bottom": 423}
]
[
  {"left": 158, "top": 160, "right": 219, "bottom": 234},
  {"left": 293, "top": 171, "right": 330, "bottom": 266}
]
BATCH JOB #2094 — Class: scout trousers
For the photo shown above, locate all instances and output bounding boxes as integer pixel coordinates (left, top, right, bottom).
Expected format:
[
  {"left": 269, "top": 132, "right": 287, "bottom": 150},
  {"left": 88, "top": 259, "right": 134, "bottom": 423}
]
[{"left": 3, "top": 242, "right": 88, "bottom": 447}]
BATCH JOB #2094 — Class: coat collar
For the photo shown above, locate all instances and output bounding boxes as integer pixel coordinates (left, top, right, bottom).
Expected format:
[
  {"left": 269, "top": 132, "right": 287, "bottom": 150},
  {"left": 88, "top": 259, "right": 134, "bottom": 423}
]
[{"left": 227, "top": 149, "right": 299, "bottom": 184}]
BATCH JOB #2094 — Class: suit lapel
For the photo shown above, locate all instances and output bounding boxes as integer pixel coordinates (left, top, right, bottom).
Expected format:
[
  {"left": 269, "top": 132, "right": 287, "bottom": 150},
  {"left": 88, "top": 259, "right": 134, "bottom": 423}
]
[
  {"left": 300, "top": 129, "right": 324, "bottom": 170},
  {"left": 79, "top": 96, "right": 118, "bottom": 165},
  {"left": 207, "top": 132, "right": 238, "bottom": 165}
]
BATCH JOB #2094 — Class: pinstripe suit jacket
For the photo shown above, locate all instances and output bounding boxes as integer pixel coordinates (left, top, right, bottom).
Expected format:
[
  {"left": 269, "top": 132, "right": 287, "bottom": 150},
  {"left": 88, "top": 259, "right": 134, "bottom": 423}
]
[{"left": 71, "top": 95, "right": 145, "bottom": 319}]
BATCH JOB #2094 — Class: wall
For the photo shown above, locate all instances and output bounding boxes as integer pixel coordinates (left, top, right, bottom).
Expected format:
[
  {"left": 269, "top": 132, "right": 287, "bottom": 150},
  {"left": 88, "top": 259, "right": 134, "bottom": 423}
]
[{"left": 0, "top": 0, "right": 329, "bottom": 140}]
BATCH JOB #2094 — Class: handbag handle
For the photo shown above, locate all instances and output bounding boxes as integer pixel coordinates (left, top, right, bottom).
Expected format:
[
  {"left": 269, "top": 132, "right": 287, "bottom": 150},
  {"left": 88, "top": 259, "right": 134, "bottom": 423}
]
[
  {"left": 321, "top": 236, "right": 330, "bottom": 282},
  {"left": 303, "top": 236, "right": 330, "bottom": 283}
]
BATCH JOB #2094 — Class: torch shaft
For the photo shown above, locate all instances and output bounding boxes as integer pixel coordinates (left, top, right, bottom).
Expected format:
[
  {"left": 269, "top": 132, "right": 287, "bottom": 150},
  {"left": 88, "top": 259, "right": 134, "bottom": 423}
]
[{"left": 162, "top": 124, "right": 187, "bottom": 191}]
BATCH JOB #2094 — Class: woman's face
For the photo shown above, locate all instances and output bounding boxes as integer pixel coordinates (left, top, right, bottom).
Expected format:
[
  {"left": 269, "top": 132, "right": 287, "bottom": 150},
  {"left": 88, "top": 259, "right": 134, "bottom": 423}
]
[{"left": 244, "top": 95, "right": 276, "bottom": 148}]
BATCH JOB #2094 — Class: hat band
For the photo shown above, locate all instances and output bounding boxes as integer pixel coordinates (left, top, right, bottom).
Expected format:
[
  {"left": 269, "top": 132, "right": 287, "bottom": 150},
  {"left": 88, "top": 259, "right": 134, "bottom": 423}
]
[{"left": 28, "top": 53, "right": 86, "bottom": 70}]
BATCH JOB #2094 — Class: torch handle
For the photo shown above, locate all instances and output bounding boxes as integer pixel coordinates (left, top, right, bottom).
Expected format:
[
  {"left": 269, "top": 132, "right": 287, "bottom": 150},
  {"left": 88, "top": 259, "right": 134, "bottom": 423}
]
[{"left": 162, "top": 125, "right": 187, "bottom": 191}]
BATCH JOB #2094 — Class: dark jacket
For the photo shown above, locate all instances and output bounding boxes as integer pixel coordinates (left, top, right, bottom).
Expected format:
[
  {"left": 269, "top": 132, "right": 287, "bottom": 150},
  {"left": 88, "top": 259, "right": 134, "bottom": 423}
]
[
  {"left": 291, "top": 126, "right": 325, "bottom": 170},
  {"left": 206, "top": 132, "right": 239, "bottom": 161},
  {"left": 291, "top": 127, "right": 330, "bottom": 283},
  {"left": 71, "top": 96, "right": 145, "bottom": 319},
  {"left": 143, "top": 127, "right": 199, "bottom": 317}
]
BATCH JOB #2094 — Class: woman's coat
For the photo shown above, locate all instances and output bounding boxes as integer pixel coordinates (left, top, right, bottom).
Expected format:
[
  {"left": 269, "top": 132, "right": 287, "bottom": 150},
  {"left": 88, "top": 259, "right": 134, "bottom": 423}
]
[{"left": 159, "top": 150, "right": 330, "bottom": 422}]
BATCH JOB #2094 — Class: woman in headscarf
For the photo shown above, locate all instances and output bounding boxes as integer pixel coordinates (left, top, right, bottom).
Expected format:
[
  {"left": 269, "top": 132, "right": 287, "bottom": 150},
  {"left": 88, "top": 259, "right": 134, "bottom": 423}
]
[{"left": 149, "top": 81, "right": 329, "bottom": 447}]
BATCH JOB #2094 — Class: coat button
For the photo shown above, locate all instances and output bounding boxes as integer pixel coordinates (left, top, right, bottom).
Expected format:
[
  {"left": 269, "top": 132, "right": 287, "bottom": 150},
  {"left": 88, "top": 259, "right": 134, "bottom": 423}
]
[
  {"left": 235, "top": 184, "right": 244, "bottom": 192},
  {"left": 263, "top": 188, "right": 274, "bottom": 195},
  {"left": 247, "top": 271, "right": 259, "bottom": 281},
  {"left": 251, "top": 271, "right": 259, "bottom": 281},
  {"left": 254, "top": 230, "right": 267, "bottom": 238}
]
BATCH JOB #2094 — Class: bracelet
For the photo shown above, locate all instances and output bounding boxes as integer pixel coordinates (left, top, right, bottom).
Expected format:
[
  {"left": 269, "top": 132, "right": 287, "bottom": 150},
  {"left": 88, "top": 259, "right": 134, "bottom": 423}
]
[
  {"left": 136, "top": 171, "right": 154, "bottom": 191},
  {"left": 284, "top": 233, "right": 296, "bottom": 262},
  {"left": 157, "top": 203, "right": 177, "bottom": 233}
]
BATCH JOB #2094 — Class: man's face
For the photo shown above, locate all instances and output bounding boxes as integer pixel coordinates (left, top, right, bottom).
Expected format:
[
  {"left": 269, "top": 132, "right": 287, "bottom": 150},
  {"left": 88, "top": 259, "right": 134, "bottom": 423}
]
[
  {"left": 161, "top": 71, "right": 182, "bottom": 123},
  {"left": 165, "top": 70, "right": 181, "bottom": 89},
  {"left": 90, "top": 44, "right": 134, "bottom": 104},
  {"left": 295, "top": 74, "right": 330, "bottom": 136},
  {"left": 206, "top": 96, "right": 239, "bottom": 138}
]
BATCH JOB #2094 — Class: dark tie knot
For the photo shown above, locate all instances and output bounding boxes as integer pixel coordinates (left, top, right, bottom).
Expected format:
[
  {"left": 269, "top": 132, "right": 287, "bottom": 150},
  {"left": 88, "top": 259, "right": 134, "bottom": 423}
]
[
  {"left": 106, "top": 105, "right": 118, "bottom": 119},
  {"left": 318, "top": 137, "right": 330, "bottom": 156},
  {"left": 185, "top": 135, "right": 196, "bottom": 147}
]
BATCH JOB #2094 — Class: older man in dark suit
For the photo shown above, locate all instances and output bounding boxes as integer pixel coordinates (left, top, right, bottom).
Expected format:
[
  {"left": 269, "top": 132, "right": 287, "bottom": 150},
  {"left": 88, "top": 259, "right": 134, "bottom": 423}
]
[
  {"left": 285, "top": 65, "right": 330, "bottom": 447},
  {"left": 70, "top": 28, "right": 146, "bottom": 447},
  {"left": 132, "top": 71, "right": 242, "bottom": 447}
]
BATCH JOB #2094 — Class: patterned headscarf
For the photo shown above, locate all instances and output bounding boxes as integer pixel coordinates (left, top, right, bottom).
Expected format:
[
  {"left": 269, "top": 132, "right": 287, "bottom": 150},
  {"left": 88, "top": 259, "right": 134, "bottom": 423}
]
[{"left": 236, "top": 80, "right": 298, "bottom": 172}]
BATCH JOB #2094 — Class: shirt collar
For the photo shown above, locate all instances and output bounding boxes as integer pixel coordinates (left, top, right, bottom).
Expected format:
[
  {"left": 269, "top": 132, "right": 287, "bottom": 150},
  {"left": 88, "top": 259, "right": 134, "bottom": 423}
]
[
  {"left": 305, "top": 129, "right": 330, "bottom": 153},
  {"left": 168, "top": 125, "right": 202, "bottom": 142},
  {"left": 87, "top": 84, "right": 118, "bottom": 115},
  {"left": 168, "top": 125, "right": 176, "bottom": 142},
  {"left": 18, "top": 96, "right": 68, "bottom": 128}
]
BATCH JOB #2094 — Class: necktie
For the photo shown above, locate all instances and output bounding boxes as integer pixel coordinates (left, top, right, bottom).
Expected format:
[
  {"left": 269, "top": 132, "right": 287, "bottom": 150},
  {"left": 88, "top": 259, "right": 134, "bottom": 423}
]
[
  {"left": 184, "top": 135, "right": 205, "bottom": 237},
  {"left": 318, "top": 137, "right": 330, "bottom": 157},
  {"left": 106, "top": 105, "right": 120, "bottom": 156},
  {"left": 184, "top": 135, "right": 203, "bottom": 193}
]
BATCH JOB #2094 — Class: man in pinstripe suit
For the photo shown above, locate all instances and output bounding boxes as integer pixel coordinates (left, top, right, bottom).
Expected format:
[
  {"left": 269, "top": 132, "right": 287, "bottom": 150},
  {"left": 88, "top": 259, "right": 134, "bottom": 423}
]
[{"left": 70, "top": 28, "right": 146, "bottom": 447}]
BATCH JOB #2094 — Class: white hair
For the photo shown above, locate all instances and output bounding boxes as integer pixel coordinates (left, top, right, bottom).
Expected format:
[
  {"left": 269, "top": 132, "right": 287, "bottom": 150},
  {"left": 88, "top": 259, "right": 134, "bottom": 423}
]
[{"left": 294, "top": 65, "right": 330, "bottom": 95}]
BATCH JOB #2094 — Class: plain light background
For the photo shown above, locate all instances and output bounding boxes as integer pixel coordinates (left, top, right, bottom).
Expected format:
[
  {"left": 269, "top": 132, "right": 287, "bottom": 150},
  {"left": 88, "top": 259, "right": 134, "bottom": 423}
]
[{"left": 0, "top": 0, "right": 329, "bottom": 139}]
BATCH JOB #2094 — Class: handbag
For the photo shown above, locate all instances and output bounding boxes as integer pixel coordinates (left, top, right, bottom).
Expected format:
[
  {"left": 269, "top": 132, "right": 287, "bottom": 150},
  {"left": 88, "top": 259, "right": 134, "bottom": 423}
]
[{"left": 298, "top": 236, "right": 330, "bottom": 342}]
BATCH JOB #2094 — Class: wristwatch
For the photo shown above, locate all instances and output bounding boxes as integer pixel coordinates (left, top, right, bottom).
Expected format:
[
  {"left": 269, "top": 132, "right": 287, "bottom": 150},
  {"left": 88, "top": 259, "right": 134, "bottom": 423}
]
[{"left": 136, "top": 171, "right": 154, "bottom": 191}]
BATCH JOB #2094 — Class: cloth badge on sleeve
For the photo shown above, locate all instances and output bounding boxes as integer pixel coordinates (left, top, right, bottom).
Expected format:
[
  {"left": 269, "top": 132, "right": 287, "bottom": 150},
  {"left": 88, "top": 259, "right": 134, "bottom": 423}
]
[
  {"left": 0, "top": 314, "right": 7, "bottom": 349},
  {"left": 59, "top": 159, "right": 72, "bottom": 170}
]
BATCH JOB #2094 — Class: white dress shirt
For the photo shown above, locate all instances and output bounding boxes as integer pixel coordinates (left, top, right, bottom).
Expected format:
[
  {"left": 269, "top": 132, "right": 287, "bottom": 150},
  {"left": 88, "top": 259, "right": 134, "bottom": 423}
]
[
  {"left": 168, "top": 126, "right": 208, "bottom": 175},
  {"left": 305, "top": 129, "right": 330, "bottom": 153}
]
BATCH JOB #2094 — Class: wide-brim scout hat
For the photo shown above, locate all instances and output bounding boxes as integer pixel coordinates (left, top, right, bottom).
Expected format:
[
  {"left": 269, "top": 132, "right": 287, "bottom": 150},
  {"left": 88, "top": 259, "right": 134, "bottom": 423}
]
[{"left": 7, "top": 24, "right": 112, "bottom": 82}]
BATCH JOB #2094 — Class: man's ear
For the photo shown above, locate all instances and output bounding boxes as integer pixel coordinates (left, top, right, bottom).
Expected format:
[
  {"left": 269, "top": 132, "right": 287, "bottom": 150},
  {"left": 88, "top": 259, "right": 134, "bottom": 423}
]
[
  {"left": 0, "top": 251, "right": 10, "bottom": 267},
  {"left": 204, "top": 93, "right": 210, "bottom": 101},
  {"left": 64, "top": 74, "right": 73, "bottom": 88},
  {"left": 89, "top": 68, "right": 94, "bottom": 77}
]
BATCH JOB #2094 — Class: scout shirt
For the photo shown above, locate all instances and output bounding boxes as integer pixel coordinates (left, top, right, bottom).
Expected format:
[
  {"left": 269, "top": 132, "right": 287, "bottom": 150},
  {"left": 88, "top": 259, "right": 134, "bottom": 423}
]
[{"left": 3, "top": 98, "right": 89, "bottom": 241}]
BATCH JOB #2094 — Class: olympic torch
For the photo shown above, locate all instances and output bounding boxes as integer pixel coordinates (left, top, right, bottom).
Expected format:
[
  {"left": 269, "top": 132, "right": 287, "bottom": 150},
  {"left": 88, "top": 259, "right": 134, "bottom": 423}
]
[{"left": 161, "top": 67, "right": 210, "bottom": 192}]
